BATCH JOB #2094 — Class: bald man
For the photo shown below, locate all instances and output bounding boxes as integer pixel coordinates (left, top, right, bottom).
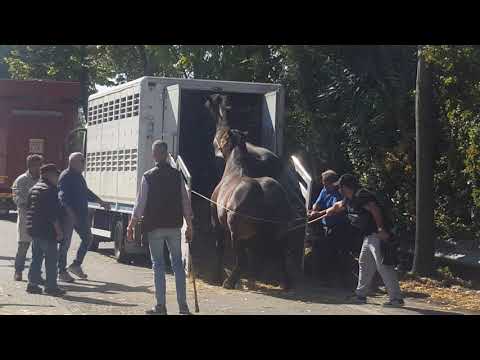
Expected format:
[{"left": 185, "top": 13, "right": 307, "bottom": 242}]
[{"left": 57, "top": 153, "right": 110, "bottom": 282}]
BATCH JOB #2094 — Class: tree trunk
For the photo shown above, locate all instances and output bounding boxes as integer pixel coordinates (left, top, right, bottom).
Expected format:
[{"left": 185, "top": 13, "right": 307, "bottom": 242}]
[
  {"left": 78, "top": 45, "right": 89, "bottom": 126},
  {"left": 137, "top": 45, "right": 153, "bottom": 76},
  {"left": 412, "top": 46, "right": 435, "bottom": 276}
]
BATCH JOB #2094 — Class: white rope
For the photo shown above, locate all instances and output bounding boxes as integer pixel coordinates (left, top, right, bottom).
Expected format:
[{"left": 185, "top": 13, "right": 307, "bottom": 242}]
[{"left": 191, "top": 190, "right": 324, "bottom": 233}]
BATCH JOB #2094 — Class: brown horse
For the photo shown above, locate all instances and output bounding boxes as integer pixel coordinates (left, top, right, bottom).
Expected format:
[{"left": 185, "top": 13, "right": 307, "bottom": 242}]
[{"left": 210, "top": 128, "right": 294, "bottom": 290}]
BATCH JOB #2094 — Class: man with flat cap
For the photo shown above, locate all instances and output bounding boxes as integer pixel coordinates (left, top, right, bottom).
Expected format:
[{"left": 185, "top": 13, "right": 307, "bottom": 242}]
[{"left": 26, "top": 164, "right": 66, "bottom": 296}]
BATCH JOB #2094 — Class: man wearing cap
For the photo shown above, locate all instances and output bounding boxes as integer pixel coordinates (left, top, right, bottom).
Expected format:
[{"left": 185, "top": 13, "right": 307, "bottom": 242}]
[
  {"left": 57, "top": 152, "right": 110, "bottom": 282},
  {"left": 12, "top": 154, "right": 44, "bottom": 282},
  {"left": 310, "top": 174, "right": 404, "bottom": 307},
  {"left": 26, "top": 164, "right": 66, "bottom": 296}
]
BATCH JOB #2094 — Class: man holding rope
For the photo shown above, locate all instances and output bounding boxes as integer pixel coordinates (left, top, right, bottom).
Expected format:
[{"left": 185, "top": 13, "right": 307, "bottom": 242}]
[
  {"left": 127, "top": 141, "right": 193, "bottom": 315},
  {"left": 309, "top": 174, "right": 404, "bottom": 307}
]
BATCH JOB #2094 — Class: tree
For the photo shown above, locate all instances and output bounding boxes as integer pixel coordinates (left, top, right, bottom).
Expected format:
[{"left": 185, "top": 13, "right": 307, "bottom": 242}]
[
  {"left": 412, "top": 46, "right": 435, "bottom": 275},
  {"left": 0, "top": 45, "right": 12, "bottom": 78}
]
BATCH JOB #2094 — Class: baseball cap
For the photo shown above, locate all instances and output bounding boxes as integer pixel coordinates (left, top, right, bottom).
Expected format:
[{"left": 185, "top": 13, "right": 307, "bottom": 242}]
[
  {"left": 333, "top": 174, "right": 359, "bottom": 189},
  {"left": 40, "top": 164, "right": 60, "bottom": 176}
]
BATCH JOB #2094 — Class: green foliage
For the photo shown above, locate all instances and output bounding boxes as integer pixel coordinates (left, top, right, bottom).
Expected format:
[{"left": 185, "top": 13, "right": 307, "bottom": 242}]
[{"left": 3, "top": 44, "right": 480, "bottom": 248}]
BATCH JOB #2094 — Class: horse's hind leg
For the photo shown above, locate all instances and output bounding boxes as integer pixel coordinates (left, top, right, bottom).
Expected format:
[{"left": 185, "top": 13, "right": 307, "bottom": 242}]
[
  {"left": 223, "top": 243, "right": 246, "bottom": 290},
  {"left": 246, "top": 243, "right": 261, "bottom": 290},
  {"left": 279, "top": 243, "right": 292, "bottom": 291},
  {"left": 214, "top": 227, "right": 225, "bottom": 286}
]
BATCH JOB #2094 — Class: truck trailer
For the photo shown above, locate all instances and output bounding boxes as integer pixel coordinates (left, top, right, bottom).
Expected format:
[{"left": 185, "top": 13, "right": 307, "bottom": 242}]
[
  {"left": 0, "top": 79, "right": 81, "bottom": 216},
  {"left": 84, "top": 77, "right": 312, "bottom": 267}
]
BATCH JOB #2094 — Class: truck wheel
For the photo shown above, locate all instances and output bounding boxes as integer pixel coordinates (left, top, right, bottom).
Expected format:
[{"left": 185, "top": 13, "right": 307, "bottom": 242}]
[
  {"left": 114, "top": 221, "right": 130, "bottom": 264},
  {"left": 0, "top": 209, "right": 9, "bottom": 218}
]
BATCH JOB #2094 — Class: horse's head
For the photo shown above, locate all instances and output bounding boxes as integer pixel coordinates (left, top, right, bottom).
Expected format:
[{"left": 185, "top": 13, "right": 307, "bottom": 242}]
[
  {"left": 218, "top": 128, "right": 248, "bottom": 160},
  {"left": 207, "top": 94, "right": 233, "bottom": 159},
  {"left": 205, "top": 94, "right": 232, "bottom": 129}
]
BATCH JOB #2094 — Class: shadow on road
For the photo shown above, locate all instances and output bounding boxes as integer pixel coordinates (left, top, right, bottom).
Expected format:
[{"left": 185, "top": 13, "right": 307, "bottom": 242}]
[
  {"left": 61, "top": 294, "right": 137, "bottom": 307},
  {"left": 0, "top": 303, "right": 55, "bottom": 308},
  {"left": 59, "top": 280, "right": 154, "bottom": 296},
  {"left": 0, "top": 256, "right": 16, "bottom": 261}
]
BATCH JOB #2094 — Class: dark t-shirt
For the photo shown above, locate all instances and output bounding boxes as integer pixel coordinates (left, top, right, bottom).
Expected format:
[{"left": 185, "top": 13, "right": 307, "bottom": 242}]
[{"left": 343, "top": 188, "right": 378, "bottom": 238}]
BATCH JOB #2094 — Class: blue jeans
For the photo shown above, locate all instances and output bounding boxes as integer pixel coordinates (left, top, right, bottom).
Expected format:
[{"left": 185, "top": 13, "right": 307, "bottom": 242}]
[
  {"left": 28, "top": 237, "right": 58, "bottom": 290},
  {"left": 148, "top": 228, "right": 187, "bottom": 308},
  {"left": 58, "top": 213, "right": 92, "bottom": 272}
]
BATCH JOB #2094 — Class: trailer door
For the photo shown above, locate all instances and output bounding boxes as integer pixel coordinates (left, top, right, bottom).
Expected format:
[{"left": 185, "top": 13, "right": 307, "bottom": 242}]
[
  {"left": 261, "top": 90, "right": 283, "bottom": 156},
  {"left": 162, "top": 84, "right": 182, "bottom": 157}
]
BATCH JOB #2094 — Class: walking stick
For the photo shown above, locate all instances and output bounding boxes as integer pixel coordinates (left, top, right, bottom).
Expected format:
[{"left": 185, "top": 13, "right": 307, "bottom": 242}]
[{"left": 188, "top": 241, "right": 200, "bottom": 313}]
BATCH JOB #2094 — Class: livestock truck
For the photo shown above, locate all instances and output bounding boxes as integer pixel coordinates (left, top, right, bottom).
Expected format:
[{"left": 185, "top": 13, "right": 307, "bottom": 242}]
[
  {"left": 0, "top": 79, "right": 81, "bottom": 216},
  {"left": 82, "top": 77, "right": 313, "bottom": 269}
]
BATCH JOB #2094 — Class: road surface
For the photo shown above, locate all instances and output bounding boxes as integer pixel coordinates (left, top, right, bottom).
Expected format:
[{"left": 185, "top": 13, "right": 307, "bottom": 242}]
[{"left": 0, "top": 214, "right": 466, "bottom": 315}]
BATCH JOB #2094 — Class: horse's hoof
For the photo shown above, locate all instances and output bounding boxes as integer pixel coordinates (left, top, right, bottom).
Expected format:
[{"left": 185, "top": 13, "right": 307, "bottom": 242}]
[
  {"left": 223, "top": 280, "right": 235, "bottom": 289},
  {"left": 280, "top": 282, "right": 292, "bottom": 292}
]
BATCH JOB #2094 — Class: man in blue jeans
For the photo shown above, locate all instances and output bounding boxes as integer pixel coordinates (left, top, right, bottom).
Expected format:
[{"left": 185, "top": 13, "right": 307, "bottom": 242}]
[
  {"left": 57, "top": 153, "right": 110, "bottom": 282},
  {"left": 127, "top": 141, "right": 193, "bottom": 315},
  {"left": 26, "top": 164, "right": 65, "bottom": 296}
]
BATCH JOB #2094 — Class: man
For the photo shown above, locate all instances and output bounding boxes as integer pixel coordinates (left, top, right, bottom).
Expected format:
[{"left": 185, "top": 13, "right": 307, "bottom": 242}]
[
  {"left": 127, "top": 141, "right": 193, "bottom": 315},
  {"left": 26, "top": 164, "right": 65, "bottom": 296},
  {"left": 310, "top": 174, "right": 404, "bottom": 307},
  {"left": 309, "top": 170, "right": 351, "bottom": 287},
  {"left": 12, "top": 154, "right": 44, "bottom": 281},
  {"left": 57, "top": 153, "right": 110, "bottom": 282}
]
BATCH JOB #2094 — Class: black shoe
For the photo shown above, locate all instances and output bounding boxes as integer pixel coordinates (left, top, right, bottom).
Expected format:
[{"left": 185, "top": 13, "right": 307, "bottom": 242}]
[
  {"left": 44, "top": 287, "right": 66, "bottom": 297},
  {"left": 347, "top": 294, "right": 367, "bottom": 304},
  {"left": 179, "top": 304, "right": 191, "bottom": 315},
  {"left": 382, "top": 299, "right": 405, "bottom": 307},
  {"left": 14, "top": 272, "right": 22, "bottom": 281},
  {"left": 26, "top": 284, "right": 43, "bottom": 294},
  {"left": 146, "top": 304, "right": 167, "bottom": 315}
]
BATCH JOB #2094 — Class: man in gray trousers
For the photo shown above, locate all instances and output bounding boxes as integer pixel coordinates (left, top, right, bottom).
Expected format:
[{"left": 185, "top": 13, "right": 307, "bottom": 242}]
[
  {"left": 12, "top": 154, "right": 44, "bottom": 281},
  {"left": 310, "top": 174, "right": 404, "bottom": 307}
]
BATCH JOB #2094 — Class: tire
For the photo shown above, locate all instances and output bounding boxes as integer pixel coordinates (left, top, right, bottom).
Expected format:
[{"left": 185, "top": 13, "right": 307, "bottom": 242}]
[
  {"left": 113, "top": 221, "right": 130, "bottom": 264},
  {"left": 0, "top": 209, "right": 9, "bottom": 218}
]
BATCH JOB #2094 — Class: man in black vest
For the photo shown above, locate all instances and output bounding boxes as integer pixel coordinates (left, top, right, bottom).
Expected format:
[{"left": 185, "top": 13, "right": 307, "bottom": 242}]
[
  {"left": 310, "top": 174, "right": 404, "bottom": 307},
  {"left": 127, "top": 141, "right": 193, "bottom": 315}
]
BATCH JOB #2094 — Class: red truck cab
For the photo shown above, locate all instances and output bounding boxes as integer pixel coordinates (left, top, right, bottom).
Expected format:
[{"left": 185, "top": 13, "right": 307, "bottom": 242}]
[{"left": 0, "top": 79, "right": 81, "bottom": 215}]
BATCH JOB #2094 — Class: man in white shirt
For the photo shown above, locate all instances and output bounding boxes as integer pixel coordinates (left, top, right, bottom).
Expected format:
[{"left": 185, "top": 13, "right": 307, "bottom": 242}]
[{"left": 12, "top": 154, "right": 44, "bottom": 281}]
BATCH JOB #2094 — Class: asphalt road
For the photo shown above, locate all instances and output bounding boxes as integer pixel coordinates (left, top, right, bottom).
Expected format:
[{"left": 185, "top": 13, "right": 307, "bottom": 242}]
[{"left": 0, "top": 214, "right": 466, "bottom": 315}]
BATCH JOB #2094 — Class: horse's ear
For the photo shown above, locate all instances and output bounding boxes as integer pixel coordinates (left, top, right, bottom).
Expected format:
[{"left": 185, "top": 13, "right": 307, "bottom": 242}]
[{"left": 205, "top": 94, "right": 220, "bottom": 109}]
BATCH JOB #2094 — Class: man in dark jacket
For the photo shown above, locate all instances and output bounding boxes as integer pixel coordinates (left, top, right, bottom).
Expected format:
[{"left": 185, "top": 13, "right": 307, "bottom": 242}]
[
  {"left": 309, "top": 170, "right": 351, "bottom": 287},
  {"left": 127, "top": 141, "right": 193, "bottom": 315},
  {"left": 26, "top": 164, "right": 65, "bottom": 296},
  {"left": 57, "top": 152, "right": 110, "bottom": 282}
]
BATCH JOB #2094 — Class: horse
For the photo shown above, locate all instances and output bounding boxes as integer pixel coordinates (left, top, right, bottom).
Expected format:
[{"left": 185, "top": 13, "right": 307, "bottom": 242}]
[
  {"left": 210, "top": 128, "right": 294, "bottom": 290},
  {"left": 205, "top": 94, "right": 308, "bottom": 271}
]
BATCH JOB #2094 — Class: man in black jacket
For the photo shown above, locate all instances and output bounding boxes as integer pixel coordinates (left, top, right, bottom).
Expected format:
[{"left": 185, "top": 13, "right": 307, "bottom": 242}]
[{"left": 26, "top": 164, "right": 66, "bottom": 296}]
